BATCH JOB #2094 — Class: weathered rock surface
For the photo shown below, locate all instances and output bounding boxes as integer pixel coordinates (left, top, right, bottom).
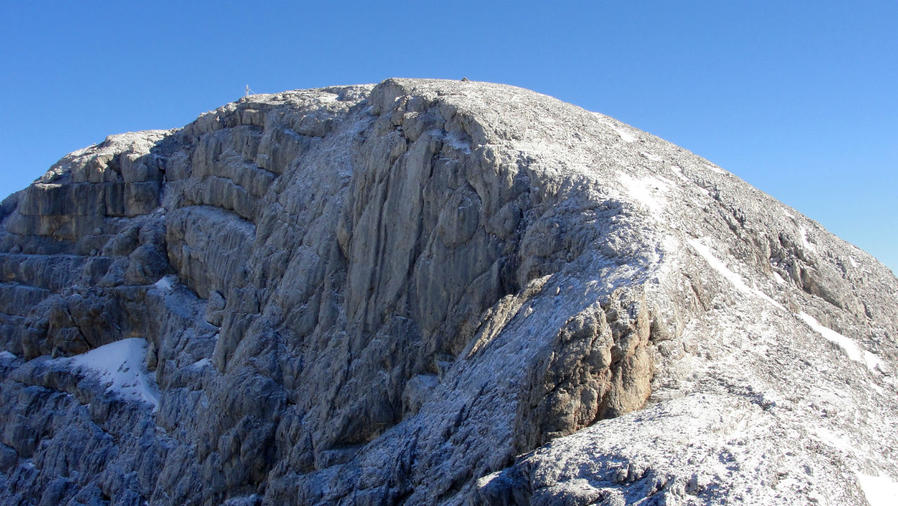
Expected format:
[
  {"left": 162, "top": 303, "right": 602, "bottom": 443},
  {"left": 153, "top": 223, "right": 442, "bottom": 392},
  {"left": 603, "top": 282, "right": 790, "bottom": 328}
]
[{"left": 0, "top": 78, "right": 895, "bottom": 505}]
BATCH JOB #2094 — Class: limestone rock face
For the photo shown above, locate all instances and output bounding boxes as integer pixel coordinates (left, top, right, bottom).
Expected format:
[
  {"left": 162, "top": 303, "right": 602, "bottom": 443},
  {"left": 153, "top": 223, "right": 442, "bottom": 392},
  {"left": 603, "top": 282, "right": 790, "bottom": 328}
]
[{"left": 0, "top": 79, "right": 896, "bottom": 505}]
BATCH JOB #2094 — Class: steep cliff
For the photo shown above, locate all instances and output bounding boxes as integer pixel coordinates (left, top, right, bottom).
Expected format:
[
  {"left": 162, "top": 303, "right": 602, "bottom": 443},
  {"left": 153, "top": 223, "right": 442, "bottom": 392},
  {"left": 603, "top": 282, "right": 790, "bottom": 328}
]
[{"left": 0, "top": 79, "right": 895, "bottom": 505}]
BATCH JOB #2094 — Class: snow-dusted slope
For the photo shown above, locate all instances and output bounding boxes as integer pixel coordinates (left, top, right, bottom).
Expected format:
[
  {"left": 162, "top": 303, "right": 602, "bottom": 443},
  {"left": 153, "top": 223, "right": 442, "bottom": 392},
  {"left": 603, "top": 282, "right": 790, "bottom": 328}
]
[
  {"left": 0, "top": 79, "right": 895, "bottom": 505},
  {"left": 64, "top": 338, "right": 160, "bottom": 410}
]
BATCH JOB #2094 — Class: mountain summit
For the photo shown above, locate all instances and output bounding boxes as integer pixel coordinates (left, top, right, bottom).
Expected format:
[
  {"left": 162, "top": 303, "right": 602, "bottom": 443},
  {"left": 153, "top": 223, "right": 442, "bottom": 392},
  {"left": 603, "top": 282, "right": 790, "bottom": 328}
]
[{"left": 0, "top": 79, "right": 895, "bottom": 505}]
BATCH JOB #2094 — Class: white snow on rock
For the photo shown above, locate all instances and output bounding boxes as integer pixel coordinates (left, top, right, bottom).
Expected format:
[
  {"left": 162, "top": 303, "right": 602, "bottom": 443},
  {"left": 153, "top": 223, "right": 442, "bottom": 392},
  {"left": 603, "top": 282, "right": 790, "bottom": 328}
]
[
  {"left": 153, "top": 274, "right": 177, "bottom": 293},
  {"left": 669, "top": 164, "right": 687, "bottom": 181},
  {"left": 796, "top": 311, "right": 883, "bottom": 373},
  {"left": 189, "top": 358, "right": 212, "bottom": 370},
  {"left": 619, "top": 173, "right": 669, "bottom": 216},
  {"left": 704, "top": 163, "right": 725, "bottom": 174},
  {"left": 856, "top": 471, "right": 898, "bottom": 506},
  {"left": 688, "top": 238, "right": 783, "bottom": 309},
  {"left": 2, "top": 78, "right": 896, "bottom": 505},
  {"left": 772, "top": 271, "right": 787, "bottom": 285},
  {"left": 811, "top": 426, "right": 854, "bottom": 453},
  {"left": 613, "top": 126, "right": 637, "bottom": 143},
  {"left": 443, "top": 131, "right": 472, "bottom": 153},
  {"left": 64, "top": 338, "right": 160, "bottom": 410},
  {"left": 640, "top": 151, "right": 663, "bottom": 162},
  {"left": 799, "top": 226, "right": 817, "bottom": 254}
]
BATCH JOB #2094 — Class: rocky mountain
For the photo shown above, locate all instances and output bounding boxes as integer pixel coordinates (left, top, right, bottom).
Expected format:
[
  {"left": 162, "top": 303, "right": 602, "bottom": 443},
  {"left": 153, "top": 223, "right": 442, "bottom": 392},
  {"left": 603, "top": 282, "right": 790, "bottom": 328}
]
[{"left": 0, "top": 78, "right": 896, "bottom": 505}]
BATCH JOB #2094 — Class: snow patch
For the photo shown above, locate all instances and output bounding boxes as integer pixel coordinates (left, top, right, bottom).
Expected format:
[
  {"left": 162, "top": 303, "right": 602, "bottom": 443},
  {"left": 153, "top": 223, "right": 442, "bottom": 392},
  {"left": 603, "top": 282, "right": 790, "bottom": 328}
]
[
  {"left": 654, "top": 236, "right": 681, "bottom": 280},
  {"left": 65, "top": 338, "right": 160, "bottom": 410},
  {"left": 477, "top": 471, "right": 503, "bottom": 489},
  {"left": 856, "top": 471, "right": 898, "bottom": 506},
  {"left": 812, "top": 426, "right": 853, "bottom": 452},
  {"left": 224, "top": 494, "right": 262, "bottom": 506},
  {"left": 613, "top": 126, "right": 636, "bottom": 143},
  {"left": 796, "top": 312, "right": 883, "bottom": 373},
  {"left": 619, "top": 173, "right": 669, "bottom": 216},
  {"left": 772, "top": 271, "right": 787, "bottom": 285},
  {"left": 688, "top": 238, "right": 783, "bottom": 309},
  {"left": 669, "top": 165, "right": 687, "bottom": 181},
  {"left": 444, "top": 131, "right": 471, "bottom": 153},
  {"left": 799, "top": 227, "right": 817, "bottom": 253},
  {"left": 0, "top": 350, "right": 16, "bottom": 359},
  {"left": 190, "top": 358, "right": 212, "bottom": 370},
  {"left": 640, "top": 151, "right": 662, "bottom": 162},
  {"left": 153, "top": 275, "right": 177, "bottom": 293},
  {"left": 704, "top": 163, "right": 725, "bottom": 174}
]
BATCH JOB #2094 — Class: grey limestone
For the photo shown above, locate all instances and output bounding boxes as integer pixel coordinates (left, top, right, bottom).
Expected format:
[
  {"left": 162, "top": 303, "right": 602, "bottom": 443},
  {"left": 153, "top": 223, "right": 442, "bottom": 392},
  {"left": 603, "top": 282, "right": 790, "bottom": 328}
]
[{"left": 0, "top": 79, "right": 895, "bottom": 505}]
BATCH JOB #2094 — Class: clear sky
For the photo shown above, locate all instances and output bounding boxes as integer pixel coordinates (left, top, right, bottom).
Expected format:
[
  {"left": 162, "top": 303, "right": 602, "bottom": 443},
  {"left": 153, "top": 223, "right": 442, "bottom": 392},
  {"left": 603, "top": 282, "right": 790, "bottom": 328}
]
[{"left": 1, "top": 1, "right": 895, "bottom": 273}]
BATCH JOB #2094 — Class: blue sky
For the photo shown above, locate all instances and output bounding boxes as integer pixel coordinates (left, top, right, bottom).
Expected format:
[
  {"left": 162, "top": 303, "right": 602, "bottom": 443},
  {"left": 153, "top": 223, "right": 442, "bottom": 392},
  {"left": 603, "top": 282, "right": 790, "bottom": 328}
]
[{"left": 1, "top": 1, "right": 895, "bottom": 273}]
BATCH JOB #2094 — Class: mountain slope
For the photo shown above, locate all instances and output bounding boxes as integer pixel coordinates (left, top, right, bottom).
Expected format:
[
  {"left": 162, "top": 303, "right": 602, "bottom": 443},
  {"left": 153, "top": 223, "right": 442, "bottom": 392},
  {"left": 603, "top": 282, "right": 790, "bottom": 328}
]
[{"left": 0, "top": 78, "right": 895, "bottom": 505}]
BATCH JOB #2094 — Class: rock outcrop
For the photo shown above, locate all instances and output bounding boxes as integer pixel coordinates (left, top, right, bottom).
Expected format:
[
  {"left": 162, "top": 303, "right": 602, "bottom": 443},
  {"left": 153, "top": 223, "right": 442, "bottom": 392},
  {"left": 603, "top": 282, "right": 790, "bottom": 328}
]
[{"left": 0, "top": 79, "right": 895, "bottom": 505}]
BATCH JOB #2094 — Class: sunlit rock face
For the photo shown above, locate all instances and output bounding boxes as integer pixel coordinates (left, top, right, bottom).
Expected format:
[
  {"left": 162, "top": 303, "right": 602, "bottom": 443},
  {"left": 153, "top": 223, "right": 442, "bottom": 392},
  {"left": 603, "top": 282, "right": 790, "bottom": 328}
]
[{"left": 0, "top": 78, "right": 895, "bottom": 505}]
